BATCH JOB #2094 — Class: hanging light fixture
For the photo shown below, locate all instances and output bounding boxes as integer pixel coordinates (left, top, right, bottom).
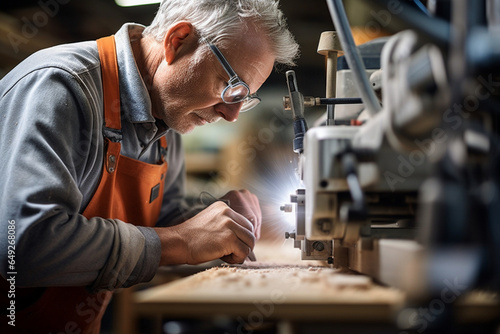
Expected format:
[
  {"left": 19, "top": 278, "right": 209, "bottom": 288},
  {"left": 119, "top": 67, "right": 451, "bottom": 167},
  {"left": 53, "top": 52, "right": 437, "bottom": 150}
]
[{"left": 115, "top": 0, "right": 160, "bottom": 7}]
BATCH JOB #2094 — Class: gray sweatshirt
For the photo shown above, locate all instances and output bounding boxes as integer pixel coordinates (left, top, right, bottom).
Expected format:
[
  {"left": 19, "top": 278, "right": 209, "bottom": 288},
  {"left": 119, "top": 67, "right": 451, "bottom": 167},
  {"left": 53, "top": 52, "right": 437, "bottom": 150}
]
[{"left": 0, "top": 24, "right": 193, "bottom": 291}]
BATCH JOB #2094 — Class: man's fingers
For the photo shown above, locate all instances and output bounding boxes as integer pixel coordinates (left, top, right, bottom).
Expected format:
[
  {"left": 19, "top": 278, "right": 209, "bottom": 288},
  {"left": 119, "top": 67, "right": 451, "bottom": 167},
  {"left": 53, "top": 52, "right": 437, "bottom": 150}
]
[
  {"left": 221, "top": 206, "right": 256, "bottom": 261},
  {"left": 221, "top": 190, "right": 261, "bottom": 223},
  {"left": 223, "top": 204, "right": 254, "bottom": 233},
  {"left": 227, "top": 218, "right": 256, "bottom": 251},
  {"left": 221, "top": 240, "right": 252, "bottom": 264},
  {"left": 204, "top": 201, "right": 257, "bottom": 264},
  {"left": 240, "top": 190, "right": 262, "bottom": 237}
]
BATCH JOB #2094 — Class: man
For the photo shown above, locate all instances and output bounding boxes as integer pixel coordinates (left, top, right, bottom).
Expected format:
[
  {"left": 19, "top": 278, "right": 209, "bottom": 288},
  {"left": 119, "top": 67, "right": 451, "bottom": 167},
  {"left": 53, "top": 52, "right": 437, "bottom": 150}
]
[{"left": 0, "top": 0, "right": 299, "bottom": 332}]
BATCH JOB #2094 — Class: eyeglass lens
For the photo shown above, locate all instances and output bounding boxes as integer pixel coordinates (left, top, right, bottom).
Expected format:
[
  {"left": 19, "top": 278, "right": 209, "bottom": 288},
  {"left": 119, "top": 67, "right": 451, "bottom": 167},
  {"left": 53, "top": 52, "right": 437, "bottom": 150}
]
[
  {"left": 241, "top": 97, "right": 260, "bottom": 112},
  {"left": 223, "top": 84, "right": 249, "bottom": 103}
]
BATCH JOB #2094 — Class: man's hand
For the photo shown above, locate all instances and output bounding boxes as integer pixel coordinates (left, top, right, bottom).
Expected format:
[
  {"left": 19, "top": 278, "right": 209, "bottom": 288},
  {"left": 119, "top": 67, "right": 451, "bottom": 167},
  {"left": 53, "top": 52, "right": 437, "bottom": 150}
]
[
  {"left": 219, "top": 189, "right": 262, "bottom": 240},
  {"left": 154, "top": 201, "right": 256, "bottom": 265}
]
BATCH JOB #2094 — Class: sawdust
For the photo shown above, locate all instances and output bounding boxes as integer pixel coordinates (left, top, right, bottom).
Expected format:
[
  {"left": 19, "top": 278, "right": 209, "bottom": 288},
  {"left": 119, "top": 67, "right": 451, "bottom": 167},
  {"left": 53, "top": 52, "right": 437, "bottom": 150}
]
[{"left": 159, "top": 265, "right": 404, "bottom": 305}]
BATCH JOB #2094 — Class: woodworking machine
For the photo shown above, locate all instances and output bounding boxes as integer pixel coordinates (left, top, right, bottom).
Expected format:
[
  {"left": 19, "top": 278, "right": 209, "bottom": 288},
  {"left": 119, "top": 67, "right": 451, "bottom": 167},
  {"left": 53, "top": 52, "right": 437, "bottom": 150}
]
[{"left": 281, "top": 0, "right": 500, "bottom": 313}]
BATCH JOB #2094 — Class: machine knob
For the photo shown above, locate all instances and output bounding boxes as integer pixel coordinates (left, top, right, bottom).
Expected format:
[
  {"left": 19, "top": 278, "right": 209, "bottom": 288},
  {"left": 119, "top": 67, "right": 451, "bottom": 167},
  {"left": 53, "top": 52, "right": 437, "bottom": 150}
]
[{"left": 280, "top": 204, "right": 293, "bottom": 212}]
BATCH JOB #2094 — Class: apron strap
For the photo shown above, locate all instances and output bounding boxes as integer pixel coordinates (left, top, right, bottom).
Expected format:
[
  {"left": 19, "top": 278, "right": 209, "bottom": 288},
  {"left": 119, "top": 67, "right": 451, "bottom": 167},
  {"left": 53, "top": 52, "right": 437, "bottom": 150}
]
[
  {"left": 96, "top": 35, "right": 122, "bottom": 132},
  {"left": 97, "top": 36, "right": 122, "bottom": 173}
]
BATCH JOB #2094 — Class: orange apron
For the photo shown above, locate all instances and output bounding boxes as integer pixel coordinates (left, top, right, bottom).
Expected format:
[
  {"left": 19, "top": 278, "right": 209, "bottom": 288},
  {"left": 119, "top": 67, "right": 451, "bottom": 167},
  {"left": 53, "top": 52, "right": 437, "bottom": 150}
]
[{"left": 1, "top": 35, "right": 168, "bottom": 333}]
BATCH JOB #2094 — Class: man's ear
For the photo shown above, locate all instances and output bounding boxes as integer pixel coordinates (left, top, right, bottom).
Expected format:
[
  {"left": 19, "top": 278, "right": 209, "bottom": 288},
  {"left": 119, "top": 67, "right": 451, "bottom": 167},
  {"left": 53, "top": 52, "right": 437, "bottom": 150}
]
[{"left": 163, "top": 21, "right": 195, "bottom": 64}]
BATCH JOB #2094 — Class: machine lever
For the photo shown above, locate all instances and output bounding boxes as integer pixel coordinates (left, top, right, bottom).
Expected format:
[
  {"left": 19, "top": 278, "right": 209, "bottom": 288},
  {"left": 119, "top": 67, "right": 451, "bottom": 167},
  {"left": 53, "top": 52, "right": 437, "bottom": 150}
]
[
  {"left": 285, "top": 70, "right": 308, "bottom": 154},
  {"left": 340, "top": 153, "right": 368, "bottom": 222}
]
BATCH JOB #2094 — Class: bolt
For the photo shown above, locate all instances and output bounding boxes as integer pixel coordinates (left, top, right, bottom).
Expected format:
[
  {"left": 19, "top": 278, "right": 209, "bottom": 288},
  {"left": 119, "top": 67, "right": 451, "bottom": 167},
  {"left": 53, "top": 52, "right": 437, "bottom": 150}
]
[
  {"left": 283, "top": 96, "right": 320, "bottom": 110},
  {"left": 312, "top": 241, "right": 325, "bottom": 252},
  {"left": 317, "top": 219, "right": 332, "bottom": 233}
]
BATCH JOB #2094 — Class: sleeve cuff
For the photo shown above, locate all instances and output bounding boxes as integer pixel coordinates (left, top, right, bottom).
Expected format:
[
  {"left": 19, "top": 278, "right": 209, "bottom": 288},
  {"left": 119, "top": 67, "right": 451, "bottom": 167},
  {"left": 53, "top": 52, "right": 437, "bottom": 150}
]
[{"left": 122, "top": 226, "right": 161, "bottom": 287}]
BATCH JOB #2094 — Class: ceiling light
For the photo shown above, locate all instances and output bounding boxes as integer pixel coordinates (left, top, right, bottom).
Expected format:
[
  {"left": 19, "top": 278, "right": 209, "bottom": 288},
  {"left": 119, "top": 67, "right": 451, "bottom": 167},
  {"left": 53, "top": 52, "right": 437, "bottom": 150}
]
[{"left": 115, "top": 0, "right": 161, "bottom": 7}]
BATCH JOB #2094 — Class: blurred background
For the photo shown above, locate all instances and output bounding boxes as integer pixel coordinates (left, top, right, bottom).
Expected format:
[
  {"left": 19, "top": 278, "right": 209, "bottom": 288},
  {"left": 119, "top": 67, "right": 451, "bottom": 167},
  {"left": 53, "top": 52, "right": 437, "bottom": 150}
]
[{"left": 0, "top": 0, "right": 390, "bottom": 242}]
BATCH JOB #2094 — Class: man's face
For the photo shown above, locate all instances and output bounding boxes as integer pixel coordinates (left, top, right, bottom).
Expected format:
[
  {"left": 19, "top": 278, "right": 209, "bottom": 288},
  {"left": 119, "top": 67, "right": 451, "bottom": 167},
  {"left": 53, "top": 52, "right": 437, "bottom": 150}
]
[{"left": 150, "top": 28, "right": 275, "bottom": 134}]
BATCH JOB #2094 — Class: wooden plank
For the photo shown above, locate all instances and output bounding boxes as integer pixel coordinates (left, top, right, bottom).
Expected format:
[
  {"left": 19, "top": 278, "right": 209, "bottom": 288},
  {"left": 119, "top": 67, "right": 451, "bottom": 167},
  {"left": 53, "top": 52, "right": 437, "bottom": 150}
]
[{"left": 134, "top": 264, "right": 405, "bottom": 322}]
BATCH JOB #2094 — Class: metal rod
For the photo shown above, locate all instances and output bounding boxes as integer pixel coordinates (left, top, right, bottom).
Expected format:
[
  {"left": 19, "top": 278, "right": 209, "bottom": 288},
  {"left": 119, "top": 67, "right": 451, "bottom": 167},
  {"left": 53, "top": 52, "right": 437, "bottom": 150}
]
[
  {"left": 283, "top": 96, "right": 362, "bottom": 110},
  {"left": 326, "top": 0, "right": 382, "bottom": 117},
  {"left": 320, "top": 97, "right": 362, "bottom": 105}
]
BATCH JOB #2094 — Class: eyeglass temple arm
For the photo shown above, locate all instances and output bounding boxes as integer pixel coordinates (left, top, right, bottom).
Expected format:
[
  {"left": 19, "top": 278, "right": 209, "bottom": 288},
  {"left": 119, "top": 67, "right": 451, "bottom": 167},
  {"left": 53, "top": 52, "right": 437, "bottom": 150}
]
[{"left": 204, "top": 39, "right": 238, "bottom": 80}]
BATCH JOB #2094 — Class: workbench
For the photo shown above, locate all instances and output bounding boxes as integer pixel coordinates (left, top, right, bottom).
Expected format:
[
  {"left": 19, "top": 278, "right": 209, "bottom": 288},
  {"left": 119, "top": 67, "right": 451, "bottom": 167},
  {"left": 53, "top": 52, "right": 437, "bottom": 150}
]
[{"left": 125, "top": 241, "right": 500, "bottom": 334}]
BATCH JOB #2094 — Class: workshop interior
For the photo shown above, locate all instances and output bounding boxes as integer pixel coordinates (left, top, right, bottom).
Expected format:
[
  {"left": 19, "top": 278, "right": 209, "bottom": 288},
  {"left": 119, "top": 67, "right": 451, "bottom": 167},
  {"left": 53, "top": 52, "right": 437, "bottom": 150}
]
[{"left": 2, "top": 0, "right": 500, "bottom": 333}]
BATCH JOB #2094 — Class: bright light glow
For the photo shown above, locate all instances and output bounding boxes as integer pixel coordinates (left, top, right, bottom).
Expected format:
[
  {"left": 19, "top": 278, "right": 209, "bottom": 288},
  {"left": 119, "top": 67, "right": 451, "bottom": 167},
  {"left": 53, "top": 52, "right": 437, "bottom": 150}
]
[
  {"left": 234, "top": 150, "right": 302, "bottom": 240},
  {"left": 115, "top": 0, "right": 160, "bottom": 7}
]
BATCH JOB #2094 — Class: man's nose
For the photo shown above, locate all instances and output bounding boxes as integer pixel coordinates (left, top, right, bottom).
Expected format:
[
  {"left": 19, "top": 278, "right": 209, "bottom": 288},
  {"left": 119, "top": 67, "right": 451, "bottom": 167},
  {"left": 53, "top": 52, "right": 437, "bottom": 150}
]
[{"left": 215, "top": 102, "right": 242, "bottom": 122}]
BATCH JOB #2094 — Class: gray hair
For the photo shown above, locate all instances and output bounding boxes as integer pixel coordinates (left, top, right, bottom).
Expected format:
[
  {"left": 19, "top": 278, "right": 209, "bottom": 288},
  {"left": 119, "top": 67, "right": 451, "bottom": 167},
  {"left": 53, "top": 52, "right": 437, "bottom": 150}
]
[{"left": 143, "top": 0, "right": 299, "bottom": 67}]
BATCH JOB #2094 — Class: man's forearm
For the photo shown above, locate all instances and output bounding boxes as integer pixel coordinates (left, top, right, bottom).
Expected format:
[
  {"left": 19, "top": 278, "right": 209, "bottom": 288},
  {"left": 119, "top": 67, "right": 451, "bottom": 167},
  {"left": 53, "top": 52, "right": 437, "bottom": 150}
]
[{"left": 153, "top": 226, "right": 188, "bottom": 266}]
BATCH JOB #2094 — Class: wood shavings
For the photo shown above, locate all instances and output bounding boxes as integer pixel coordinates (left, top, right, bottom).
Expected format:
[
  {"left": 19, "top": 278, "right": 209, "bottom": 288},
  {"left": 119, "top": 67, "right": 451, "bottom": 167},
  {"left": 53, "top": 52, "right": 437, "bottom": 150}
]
[
  {"left": 135, "top": 242, "right": 406, "bottom": 321},
  {"left": 141, "top": 265, "right": 404, "bottom": 306}
]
